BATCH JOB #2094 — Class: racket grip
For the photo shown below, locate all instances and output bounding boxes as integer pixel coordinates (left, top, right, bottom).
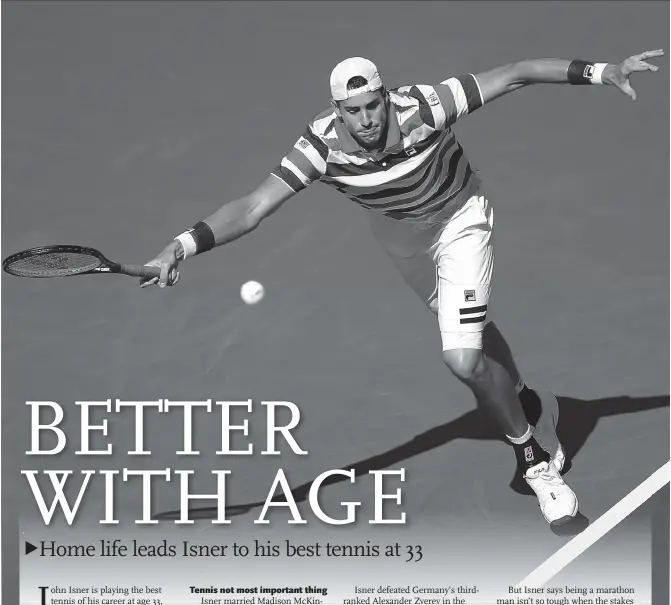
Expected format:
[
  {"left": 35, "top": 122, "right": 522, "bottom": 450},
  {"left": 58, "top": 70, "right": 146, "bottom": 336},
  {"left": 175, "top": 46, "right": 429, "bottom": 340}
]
[{"left": 118, "top": 264, "right": 162, "bottom": 279}]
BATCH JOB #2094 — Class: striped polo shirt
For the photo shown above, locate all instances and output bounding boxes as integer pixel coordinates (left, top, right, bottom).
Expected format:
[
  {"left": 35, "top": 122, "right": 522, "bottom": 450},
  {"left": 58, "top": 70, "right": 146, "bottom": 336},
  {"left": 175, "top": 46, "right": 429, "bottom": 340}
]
[{"left": 271, "top": 74, "right": 484, "bottom": 226}]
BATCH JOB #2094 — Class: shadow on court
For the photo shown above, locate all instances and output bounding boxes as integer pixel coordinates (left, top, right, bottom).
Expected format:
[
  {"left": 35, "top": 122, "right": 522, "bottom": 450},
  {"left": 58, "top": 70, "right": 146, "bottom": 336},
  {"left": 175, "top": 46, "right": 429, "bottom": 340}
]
[{"left": 155, "top": 393, "right": 669, "bottom": 534}]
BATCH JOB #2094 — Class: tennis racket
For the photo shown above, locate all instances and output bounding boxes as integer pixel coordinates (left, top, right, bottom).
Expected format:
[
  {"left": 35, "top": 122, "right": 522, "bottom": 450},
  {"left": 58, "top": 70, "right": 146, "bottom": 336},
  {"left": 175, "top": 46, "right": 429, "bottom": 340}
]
[{"left": 2, "top": 245, "right": 161, "bottom": 279}]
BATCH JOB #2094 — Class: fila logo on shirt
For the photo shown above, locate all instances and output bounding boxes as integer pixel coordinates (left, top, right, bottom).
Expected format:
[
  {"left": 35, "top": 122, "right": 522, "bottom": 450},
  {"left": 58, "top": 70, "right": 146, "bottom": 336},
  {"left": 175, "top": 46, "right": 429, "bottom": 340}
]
[
  {"left": 405, "top": 147, "right": 418, "bottom": 157},
  {"left": 427, "top": 92, "right": 440, "bottom": 106}
]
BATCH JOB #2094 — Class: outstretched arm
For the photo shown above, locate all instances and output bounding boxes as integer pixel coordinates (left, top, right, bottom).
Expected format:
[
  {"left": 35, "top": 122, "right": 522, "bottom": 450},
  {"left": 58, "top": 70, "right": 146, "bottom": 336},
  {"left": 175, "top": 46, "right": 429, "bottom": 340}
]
[
  {"left": 182, "top": 175, "right": 295, "bottom": 250},
  {"left": 475, "top": 49, "right": 664, "bottom": 104},
  {"left": 141, "top": 122, "right": 328, "bottom": 289},
  {"left": 141, "top": 175, "right": 295, "bottom": 288}
]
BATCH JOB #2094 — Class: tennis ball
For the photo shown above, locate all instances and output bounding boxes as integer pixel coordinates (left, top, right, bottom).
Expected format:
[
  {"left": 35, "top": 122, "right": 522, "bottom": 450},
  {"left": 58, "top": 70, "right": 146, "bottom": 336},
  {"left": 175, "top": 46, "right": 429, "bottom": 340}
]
[{"left": 240, "top": 280, "right": 264, "bottom": 305}]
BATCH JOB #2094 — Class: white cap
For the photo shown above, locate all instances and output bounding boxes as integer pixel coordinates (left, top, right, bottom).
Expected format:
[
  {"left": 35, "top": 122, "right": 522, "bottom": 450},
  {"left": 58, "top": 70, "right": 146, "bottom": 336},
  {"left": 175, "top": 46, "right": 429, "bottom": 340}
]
[{"left": 330, "top": 57, "right": 384, "bottom": 101}]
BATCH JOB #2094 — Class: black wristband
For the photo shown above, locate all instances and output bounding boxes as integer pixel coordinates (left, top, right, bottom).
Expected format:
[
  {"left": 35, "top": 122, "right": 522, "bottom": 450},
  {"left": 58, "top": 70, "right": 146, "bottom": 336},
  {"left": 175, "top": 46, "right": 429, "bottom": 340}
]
[
  {"left": 567, "top": 60, "right": 596, "bottom": 85},
  {"left": 191, "top": 221, "right": 216, "bottom": 255}
]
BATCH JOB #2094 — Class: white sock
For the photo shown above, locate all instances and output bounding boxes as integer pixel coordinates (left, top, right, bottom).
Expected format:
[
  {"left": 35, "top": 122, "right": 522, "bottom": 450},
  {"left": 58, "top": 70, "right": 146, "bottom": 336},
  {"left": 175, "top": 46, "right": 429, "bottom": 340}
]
[{"left": 506, "top": 424, "right": 533, "bottom": 444}]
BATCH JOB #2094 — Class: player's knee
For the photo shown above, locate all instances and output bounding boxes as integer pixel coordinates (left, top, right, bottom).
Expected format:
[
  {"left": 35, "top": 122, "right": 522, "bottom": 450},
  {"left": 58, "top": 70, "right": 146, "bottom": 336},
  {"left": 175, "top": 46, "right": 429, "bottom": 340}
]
[
  {"left": 442, "top": 347, "right": 486, "bottom": 384},
  {"left": 441, "top": 331, "right": 486, "bottom": 384}
]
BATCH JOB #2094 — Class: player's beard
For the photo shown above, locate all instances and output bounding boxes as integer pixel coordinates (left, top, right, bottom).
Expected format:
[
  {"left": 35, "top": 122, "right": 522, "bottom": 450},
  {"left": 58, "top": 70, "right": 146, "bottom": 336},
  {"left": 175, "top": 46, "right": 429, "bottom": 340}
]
[
  {"left": 356, "top": 120, "right": 387, "bottom": 151},
  {"left": 357, "top": 132, "right": 383, "bottom": 150}
]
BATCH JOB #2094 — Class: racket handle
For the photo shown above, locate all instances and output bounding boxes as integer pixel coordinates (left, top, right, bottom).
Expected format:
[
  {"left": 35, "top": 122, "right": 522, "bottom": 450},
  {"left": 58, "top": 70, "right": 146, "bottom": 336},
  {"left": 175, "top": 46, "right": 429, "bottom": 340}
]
[{"left": 118, "top": 264, "right": 162, "bottom": 279}]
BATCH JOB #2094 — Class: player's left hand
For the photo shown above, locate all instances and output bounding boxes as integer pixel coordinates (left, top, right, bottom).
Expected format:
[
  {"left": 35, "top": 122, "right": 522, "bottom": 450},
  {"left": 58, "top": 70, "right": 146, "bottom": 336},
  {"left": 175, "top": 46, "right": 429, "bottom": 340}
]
[{"left": 605, "top": 49, "right": 664, "bottom": 101}]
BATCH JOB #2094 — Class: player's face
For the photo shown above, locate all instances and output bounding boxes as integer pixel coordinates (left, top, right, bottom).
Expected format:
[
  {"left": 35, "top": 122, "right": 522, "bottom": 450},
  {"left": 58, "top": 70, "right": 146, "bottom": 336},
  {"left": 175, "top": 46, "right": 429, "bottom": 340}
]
[{"left": 336, "top": 90, "right": 388, "bottom": 150}]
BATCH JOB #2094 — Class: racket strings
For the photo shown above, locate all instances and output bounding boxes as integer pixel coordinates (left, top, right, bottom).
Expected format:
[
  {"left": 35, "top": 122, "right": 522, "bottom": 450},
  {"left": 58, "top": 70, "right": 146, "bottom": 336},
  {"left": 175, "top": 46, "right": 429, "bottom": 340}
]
[{"left": 6, "top": 252, "right": 101, "bottom": 276}]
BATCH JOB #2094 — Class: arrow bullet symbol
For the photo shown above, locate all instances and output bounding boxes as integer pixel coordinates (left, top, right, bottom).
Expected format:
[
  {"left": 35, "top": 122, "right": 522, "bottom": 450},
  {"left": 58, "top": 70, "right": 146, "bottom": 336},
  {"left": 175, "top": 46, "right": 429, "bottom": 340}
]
[{"left": 25, "top": 542, "right": 37, "bottom": 555}]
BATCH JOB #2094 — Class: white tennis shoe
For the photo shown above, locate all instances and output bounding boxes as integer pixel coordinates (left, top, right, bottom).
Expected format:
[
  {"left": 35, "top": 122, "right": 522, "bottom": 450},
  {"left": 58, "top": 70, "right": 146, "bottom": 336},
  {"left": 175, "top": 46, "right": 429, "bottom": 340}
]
[{"left": 525, "top": 459, "right": 579, "bottom": 526}]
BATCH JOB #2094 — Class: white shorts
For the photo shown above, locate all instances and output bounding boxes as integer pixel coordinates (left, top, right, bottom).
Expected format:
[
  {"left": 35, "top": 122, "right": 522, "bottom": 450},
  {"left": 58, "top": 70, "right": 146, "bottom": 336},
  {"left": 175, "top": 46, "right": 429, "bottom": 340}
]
[
  {"left": 431, "top": 194, "right": 493, "bottom": 349},
  {"left": 368, "top": 193, "right": 494, "bottom": 351}
]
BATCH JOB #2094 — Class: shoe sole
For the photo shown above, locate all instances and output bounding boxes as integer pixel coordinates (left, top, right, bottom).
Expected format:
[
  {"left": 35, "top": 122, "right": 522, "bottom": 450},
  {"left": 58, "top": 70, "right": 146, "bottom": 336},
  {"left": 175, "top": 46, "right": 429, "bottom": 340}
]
[{"left": 549, "top": 496, "right": 580, "bottom": 527}]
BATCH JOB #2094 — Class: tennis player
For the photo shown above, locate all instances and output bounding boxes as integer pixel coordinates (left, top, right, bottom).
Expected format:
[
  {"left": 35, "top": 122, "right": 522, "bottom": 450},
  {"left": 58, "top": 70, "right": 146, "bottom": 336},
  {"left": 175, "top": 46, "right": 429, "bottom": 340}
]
[{"left": 141, "top": 49, "right": 663, "bottom": 526}]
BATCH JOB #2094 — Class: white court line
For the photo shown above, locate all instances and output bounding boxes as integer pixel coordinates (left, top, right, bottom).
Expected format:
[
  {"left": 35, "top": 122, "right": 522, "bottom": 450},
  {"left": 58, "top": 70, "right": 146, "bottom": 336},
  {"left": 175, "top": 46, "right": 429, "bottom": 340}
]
[{"left": 516, "top": 461, "right": 670, "bottom": 588}]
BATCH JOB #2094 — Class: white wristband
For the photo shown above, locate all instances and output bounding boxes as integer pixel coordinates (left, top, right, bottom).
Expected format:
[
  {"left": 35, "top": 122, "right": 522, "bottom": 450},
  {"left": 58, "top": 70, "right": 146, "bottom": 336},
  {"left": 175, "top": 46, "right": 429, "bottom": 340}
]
[
  {"left": 174, "top": 231, "right": 198, "bottom": 260},
  {"left": 590, "top": 63, "right": 608, "bottom": 84}
]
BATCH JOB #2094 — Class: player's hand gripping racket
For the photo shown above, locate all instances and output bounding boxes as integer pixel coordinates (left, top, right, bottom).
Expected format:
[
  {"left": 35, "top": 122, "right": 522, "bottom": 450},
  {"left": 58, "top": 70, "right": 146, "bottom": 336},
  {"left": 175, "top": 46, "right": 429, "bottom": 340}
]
[{"left": 2, "top": 245, "right": 161, "bottom": 280}]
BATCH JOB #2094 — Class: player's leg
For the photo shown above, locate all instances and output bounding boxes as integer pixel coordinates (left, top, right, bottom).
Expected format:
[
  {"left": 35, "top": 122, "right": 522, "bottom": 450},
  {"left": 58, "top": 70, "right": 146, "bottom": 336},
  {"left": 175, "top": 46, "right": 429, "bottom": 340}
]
[
  {"left": 368, "top": 210, "right": 533, "bottom": 407},
  {"left": 367, "top": 204, "right": 575, "bottom": 523},
  {"left": 482, "top": 322, "right": 521, "bottom": 389},
  {"left": 430, "top": 196, "right": 527, "bottom": 437},
  {"left": 483, "top": 315, "right": 565, "bottom": 470},
  {"left": 369, "top": 210, "right": 564, "bottom": 468},
  {"left": 434, "top": 194, "right": 577, "bottom": 525},
  {"left": 366, "top": 234, "right": 522, "bottom": 432}
]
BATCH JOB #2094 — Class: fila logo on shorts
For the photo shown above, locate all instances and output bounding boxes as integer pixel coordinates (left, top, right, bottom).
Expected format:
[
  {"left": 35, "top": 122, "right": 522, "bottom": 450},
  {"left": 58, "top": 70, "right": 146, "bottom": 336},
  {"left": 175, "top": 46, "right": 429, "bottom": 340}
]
[
  {"left": 464, "top": 289, "right": 476, "bottom": 302},
  {"left": 271, "top": 73, "right": 484, "bottom": 225}
]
